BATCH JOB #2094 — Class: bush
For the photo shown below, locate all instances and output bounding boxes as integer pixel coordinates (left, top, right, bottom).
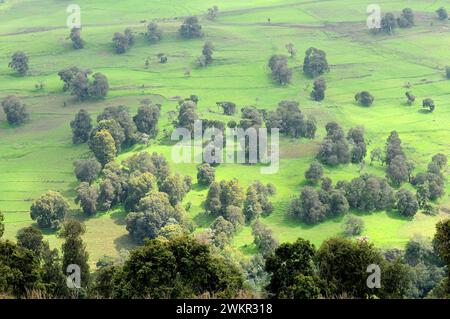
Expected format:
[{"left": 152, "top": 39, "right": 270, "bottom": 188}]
[{"left": 343, "top": 216, "right": 365, "bottom": 236}]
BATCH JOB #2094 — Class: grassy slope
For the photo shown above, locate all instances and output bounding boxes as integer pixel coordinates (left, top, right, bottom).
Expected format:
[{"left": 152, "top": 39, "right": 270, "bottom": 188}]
[{"left": 0, "top": 0, "right": 449, "bottom": 265}]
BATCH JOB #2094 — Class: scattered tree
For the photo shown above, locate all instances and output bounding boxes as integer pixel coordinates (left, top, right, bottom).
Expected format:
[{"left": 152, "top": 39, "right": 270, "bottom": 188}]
[
  {"left": 396, "top": 189, "right": 419, "bottom": 217},
  {"left": 303, "top": 47, "right": 329, "bottom": 77},
  {"left": 355, "top": 91, "right": 374, "bottom": 106},
  {"left": 179, "top": 16, "right": 203, "bottom": 39},
  {"left": 146, "top": 22, "right": 163, "bottom": 42},
  {"left": 380, "top": 13, "right": 397, "bottom": 34},
  {"left": 133, "top": 103, "right": 160, "bottom": 138},
  {"left": 268, "top": 55, "right": 292, "bottom": 85},
  {"left": 405, "top": 91, "right": 416, "bottom": 105},
  {"left": 311, "top": 77, "right": 326, "bottom": 101},
  {"left": 30, "top": 191, "right": 69, "bottom": 229},
  {"left": 9, "top": 51, "right": 29, "bottom": 75},
  {"left": 1, "top": 95, "right": 28, "bottom": 126},
  {"left": 197, "top": 163, "right": 215, "bottom": 186},
  {"left": 305, "top": 162, "right": 323, "bottom": 184},
  {"left": 252, "top": 219, "right": 278, "bottom": 256},
  {"left": 207, "top": 6, "right": 219, "bottom": 20},
  {"left": 422, "top": 98, "right": 435, "bottom": 112},
  {"left": 343, "top": 215, "right": 365, "bottom": 236},
  {"left": 436, "top": 7, "right": 448, "bottom": 21},
  {"left": 69, "top": 27, "right": 85, "bottom": 49}
]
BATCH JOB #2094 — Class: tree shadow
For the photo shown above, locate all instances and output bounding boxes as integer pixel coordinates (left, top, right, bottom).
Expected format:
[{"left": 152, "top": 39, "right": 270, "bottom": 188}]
[
  {"left": 418, "top": 109, "right": 431, "bottom": 114},
  {"left": 113, "top": 234, "right": 135, "bottom": 252}
]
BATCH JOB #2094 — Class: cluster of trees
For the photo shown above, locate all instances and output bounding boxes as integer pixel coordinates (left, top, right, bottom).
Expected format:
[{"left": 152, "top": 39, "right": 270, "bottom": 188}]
[
  {"left": 1, "top": 95, "right": 29, "bottom": 126},
  {"left": 252, "top": 219, "right": 279, "bottom": 256},
  {"left": 113, "top": 28, "right": 135, "bottom": 54},
  {"left": 264, "top": 227, "right": 450, "bottom": 299},
  {"left": 0, "top": 219, "right": 88, "bottom": 298},
  {"left": 197, "top": 41, "right": 215, "bottom": 67},
  {"left": 72, "top": 150, "right": 193, "bottom": 243},
  {"left": 203, "top": 179, "right": 275, "bottom": 248},
  {"left": 265, "top": 101, "right": 317, "bottom": 139},
  {"left": 0, "top": 219, "right": 244, "bottom": 298},
  {"left": 197, "top": 163, "right": 216, "bottom": 186},
  {"left": 317, "top": 122, "right": 367, "bottom": 166},
  {"left": 412, "top": 154, "right": 447, "bottom": 214},
  {"left": 378, "top": 8, "right": 414, "bottom": 35},
  {"left": 70, "top": 104, "right": 161, "bottom": 163},
  {"left": 268, "top": 55, "right": 292, "bottom": 85},
  {"left": 58, "top": 67, "right": 109, "bottom": 100}
]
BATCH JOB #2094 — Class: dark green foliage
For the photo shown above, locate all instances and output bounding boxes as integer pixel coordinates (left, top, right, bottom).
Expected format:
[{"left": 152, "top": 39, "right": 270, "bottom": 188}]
[
  {"left": 60, "top": 220, "right": 90, "bottom": 288},
  {"left": 265, "top": 100, "right": 315, "bottom": 138},
  {"left": 112, "top": 237, "right": 243, "bottom": 298},
  {"left": 405, "top": 91, "right": 416, "bottom": 105},
  {"left": 124, "top": 172, "right": 156, "bottom": 212},
  {"left": 211, "top": 216, "right": 235, "bottom": 248},
  {"left": 343, "top": 215, "right": 365, "bottom": 236},
  {"left": 216, "top": 101, "right": 236, "bottom": 115},
  {"left": 304, "top": 162, "right": 323, "bottom": 184},
  {"left": 446, "top": 66, "right": 450, "bottom": 79},
  {"left": 160, "top": 174, "right": 189, "bottom": 206},
  {"left": 91, "top": 119, "right": 124, "bottom": 153},
  {"left": 70, "top": 109, "right": 92, "bottom": 144},
  {"left": 205, "top": 179, "right": 245, "bottom": 217},
  {"left": 288, "top": 186, "right": 327, "bottom": 224},
  {"left": 97, "top": 105, "right": 136, "bottom": 146},
  {"left": 197, "top": 163, "right": 215, "bottom": 186},
  {"left": 75, "top": 182, "right": 99, "bottom": 215},
  {"left": 436, "top": 7, "right": 448, "bottom": 20},
  {"left": 387, "top": 155, "right": 411, "bottom": 186},
  {"left": 265, "top": 238, "right": 321, "bottom": 299},
  {"left": 1, "top": 95, "right": 29, "bottom": 126},
  {"left": 433, "top": 219, "right": 450, "bottom": 295},
  {"left": 179, "top": 16, "right": 203, "bottom": 38},
  {"left": 380, "top": 13, "right": 397, "bottom": 34},
  {"left": 113, "top": 28, "right": 134, "bottom": 53},
  {"left": 125, "top": 191, "right": 186, "bottom": 243},
  {"left": 240, "top": 106, "right": 262, "bottom": 130},
  {"left": 316, "top": 237, "right": 407, "bottom": 298},
  {"left": 268, "top": 54, "right": 292, "bottom": 84},
  {"left": 69, "top": 27, "right": 85, "bottom": 49},
  {"left": 175, "top": 100, "right": 198, "bottom": 132},
  {"left": 343, "top": 174, "right": 395, "bottom": 212},
  {"left": 252, "top": 219, "right": 278, "bottom": 256},
  {"left": 355, "top": 91, "right": 374, "bottom": 106},
  {"left": 0, "top": 240, "right": 42, "bottom": 297},
  {"left": 89, "top": 73, "right": 109, "bottom": 99},
  {"left": 422, "top": 98, "right": 435, "bottom": 112},
  {"left": 69, "top": 71, "right": 90, "bottom": 100},
  {"left": 198, "top": 41, "right": 214, "bottom": 67},
  {"left": 73, "top": 158, "right": 101, "bottom": 184},
  {"left": 385, "top": 131, "right": 404, "bottom": 165},
  {"left": 122, "top": 151, "right": 170, "bottom": 184},
  {"left": 8, "top": 51, "right": 29, "bottom": 75},
  {"left": 396, "top": 189, "right": 419, "bottom": 217},
  {"left": 30, "top": 191, "right": 70, "bottom": 229},
  {"left": 347, "top": 126, "right": 367, "bottom": 164},
  {"left": 317, "top": 122, "right": 350, "bottom": 166},
  {"left": 16, "top": 226, "right": 43, "bottom": 257},
  {"left": 310, "top": 77, "right": 326, "bottom": 101},
  {"left": 58, "top": 66, "right": 89, "bottom": 91},
  {"left": 133, "top": 104, "right": 160, "bottom": 138},
  {"left": 224, "top": 205, "right": 245, "bottom": 228},
  {"left": 397, "top": 8, "right": 414, "bottom": 28},
  {"left": 146, "top": 22, "right": 163, "bottom": 42},
  {"left": 243, "top": 181, "right": 274, "bottom": 223},
  {"left": 303, "top": 47, "right": 329, "bottom": 77},
  {"left": 89, "top": 130, "right": 117, "bottom": 166}
]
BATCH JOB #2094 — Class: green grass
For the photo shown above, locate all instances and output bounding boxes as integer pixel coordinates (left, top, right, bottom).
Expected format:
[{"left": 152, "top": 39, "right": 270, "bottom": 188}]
[{"left": 1, "top": 0, "right": 450, "bottom": 266}]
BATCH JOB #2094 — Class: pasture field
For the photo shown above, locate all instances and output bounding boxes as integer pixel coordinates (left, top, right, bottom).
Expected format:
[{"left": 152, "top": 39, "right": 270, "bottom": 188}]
[{"left": 0, "top": 0, "right": 449, "bottom": 266}]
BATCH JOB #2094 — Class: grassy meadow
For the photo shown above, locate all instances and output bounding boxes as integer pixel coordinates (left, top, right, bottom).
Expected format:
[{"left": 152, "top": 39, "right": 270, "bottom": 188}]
[{"left": 0, "top": 0, "right": 449, "bottom": 266}]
